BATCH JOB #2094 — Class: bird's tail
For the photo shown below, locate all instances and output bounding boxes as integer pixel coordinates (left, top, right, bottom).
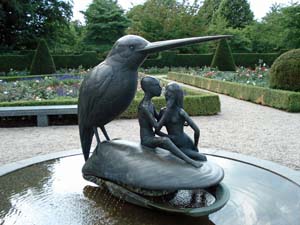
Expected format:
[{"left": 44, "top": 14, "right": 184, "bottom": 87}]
[{"left": 79, "top": 123, "right": 94, "bottom": 161}]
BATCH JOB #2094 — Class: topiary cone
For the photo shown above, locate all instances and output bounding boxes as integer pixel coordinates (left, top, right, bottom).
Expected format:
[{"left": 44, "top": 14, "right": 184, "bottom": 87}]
[
  {"left": 30, "top": 39, "right": 56, "bottom": 75},
  {"left": 269, "top": 49, "right": 300, "bottom": 92},
  {"left": 211, "top": 39, "right": 236, "bottom": 71}
]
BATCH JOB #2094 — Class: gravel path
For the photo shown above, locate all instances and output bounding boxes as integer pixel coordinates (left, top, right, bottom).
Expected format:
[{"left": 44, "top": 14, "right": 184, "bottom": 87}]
[{"left": 1, "top": 82, "right": 300, "bottom": 171}]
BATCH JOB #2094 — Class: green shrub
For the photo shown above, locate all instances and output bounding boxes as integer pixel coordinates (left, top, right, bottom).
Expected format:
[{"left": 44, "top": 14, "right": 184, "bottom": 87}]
[
  {"left": 0, "top": 90, "right": 220, "bottom": 117},
  {"left": 234, "top": 53, "right": 279, "bottom": 68},
  {"left": 168, "top": 72, "right": 300, "bottom": 112},
  {"left": 0, "top": 55, "right": 32, "bottom": 73},
  {"left": 269, "top": 49, "right": 300, "bottom": 91},
  {"left": 53, "top": 51, "right": 99, "bottom": 69},
  {"left": 122, "top": 93, "right": 220, "bottom": 118},
  {"left": 30, "top": 39, "right": 56, "bottom": 75},
  {"left": 211, "top": 39, "right": 236, "bottom": 71},
  {"left": 142, "top": 52, "right": 214, "bottom": 68},
  {"left": 0, "top": 51, "right": 280, "bottom": 74}
]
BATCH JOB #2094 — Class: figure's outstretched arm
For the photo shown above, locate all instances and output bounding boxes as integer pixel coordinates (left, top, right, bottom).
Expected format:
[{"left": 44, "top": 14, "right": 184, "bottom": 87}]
[
  {"left": 140, "top": 106, "right": 158, "bottom": 128},
  {"left": 140, "top": 106, "right": 168, "bottom": 136},
  {"left": 157, "top": 106, "right": 175, "bottom": 132},
  {"left": 179, "top": 109, "right": 200, "bottom": 147}
]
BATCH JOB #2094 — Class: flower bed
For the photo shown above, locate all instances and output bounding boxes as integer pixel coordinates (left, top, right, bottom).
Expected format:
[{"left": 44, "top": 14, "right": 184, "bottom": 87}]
[
  {"left": 0, "top": 74, "right": 221, "bottom": 117},
  {"left": 140, "top": 66, "right": 269, "bottom": 87}
]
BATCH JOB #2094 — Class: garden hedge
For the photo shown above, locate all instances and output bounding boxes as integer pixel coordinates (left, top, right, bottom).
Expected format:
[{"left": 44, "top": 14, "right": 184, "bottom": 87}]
[
  {"left": 168, "top": 72, "right": 300, "bottom": 112},
  {"left": 0, "top": 55, "right": 32, "bottom": 73},
  {"left": 0, "top": 51, "right": 100, "bottom": 73},
  {"left": 142, "top": 52, "right": 279, "bottom": 69},
  {"left": 0, "top": 90, "right": 220, "bottom": 118},
  {"left": 53, "top": 51, "right": 99, "bottom": 69},
  {"left": 30, "top": 39, "right": 56, "bottom": 75},
  {"left": 0, "top": 51, "right": 280, "bottom": 73},
  {"left": 211, "top": 39, "right": 236, "bottom": 71}
]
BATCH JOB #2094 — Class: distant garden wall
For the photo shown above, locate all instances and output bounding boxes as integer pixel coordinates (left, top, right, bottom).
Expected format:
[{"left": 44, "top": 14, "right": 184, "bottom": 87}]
[{"left": 0, "top": 51, "right": 280, "bottom": 73}]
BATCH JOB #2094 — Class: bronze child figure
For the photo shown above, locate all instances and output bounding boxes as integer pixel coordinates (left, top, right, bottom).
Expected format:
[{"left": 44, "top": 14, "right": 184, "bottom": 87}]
[
  {"left": 156, "top": 83, "right": 207, "bottom": 161},
  {"left": 138, "top": 76, "right": 203, "bottom": 168}
]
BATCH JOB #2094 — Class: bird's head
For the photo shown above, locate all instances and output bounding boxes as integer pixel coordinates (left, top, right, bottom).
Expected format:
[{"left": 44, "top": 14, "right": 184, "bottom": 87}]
[
  {"left": 106, "top": 34, "right": 232, "bottom": 70},
  {"left": 106, "top": 35, "right": 150, "bottom": 69}
]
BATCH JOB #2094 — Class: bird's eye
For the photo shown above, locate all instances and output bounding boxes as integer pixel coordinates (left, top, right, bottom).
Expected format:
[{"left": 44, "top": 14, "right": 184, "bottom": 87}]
[{"left": 129, "top": 45, "right": 134, "bottom": 50}]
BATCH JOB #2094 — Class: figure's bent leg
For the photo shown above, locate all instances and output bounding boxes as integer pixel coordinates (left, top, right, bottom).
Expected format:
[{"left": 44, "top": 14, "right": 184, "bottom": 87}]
[
  {"left": 181, "top": 149, "right": 207, "bottom": 161},
  {"left": 93, "top": 127, "right": 101, "bottom": 144},
  {"left": 159, "top": 137, "right": 203, "bottom": 168},
  {"left": 100, "top": 126, "right": 110, "bottom": 141}
]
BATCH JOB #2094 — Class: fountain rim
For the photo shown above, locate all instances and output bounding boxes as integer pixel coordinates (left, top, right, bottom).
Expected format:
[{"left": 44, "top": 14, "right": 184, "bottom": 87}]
[{"left": 0, "top": 148, "right": 299, "bottom": 187}]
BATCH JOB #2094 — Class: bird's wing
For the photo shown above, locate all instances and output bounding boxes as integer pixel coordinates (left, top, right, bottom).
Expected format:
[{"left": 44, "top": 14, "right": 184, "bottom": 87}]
[{"left": 78, "top": 63, "right": 113, "bottom": 125}]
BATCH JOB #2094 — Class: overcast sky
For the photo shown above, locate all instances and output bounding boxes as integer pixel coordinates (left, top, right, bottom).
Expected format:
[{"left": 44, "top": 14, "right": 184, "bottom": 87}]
[{"left": 72, "top": 0, "right": 299, "bottom": 23}]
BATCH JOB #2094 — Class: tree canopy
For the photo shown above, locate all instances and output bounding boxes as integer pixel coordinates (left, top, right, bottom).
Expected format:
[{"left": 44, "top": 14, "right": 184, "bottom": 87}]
[
  {"left": 82, "top": 0, "right": 130, "bottom": 51},
  {"left": 0, "top": 0, "right": 299, "bottom": 54},
  {"left": 0, "top": 0, "right": 73, "bottom": 49},
  {"left": 214, "top": 0, "right": 254, "bottom": 29}
]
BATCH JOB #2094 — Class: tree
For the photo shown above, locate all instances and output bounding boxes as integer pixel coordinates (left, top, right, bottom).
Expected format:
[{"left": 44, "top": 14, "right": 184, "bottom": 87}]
[
  {"left": 126, "top": 0, "right": 206, "bottom": 53},
  {"left": 244, "top": 3, "right": 300, "bottom": 52},
  {"left": 82, "top": 0, "right": 130, "bottom": 50},
  {"left": 214, "top": 0, "right": 254, "bottom": 29},
  {"left": 196, "top": 0, "right": 222, "bottom": 26},
  {"left": 279, "top": 3, "right": 300, "bottom": 49},
  {"left": 0, "top": 0, "right": 73, "bottom": 50},
  {"left": 30, "top": 39, "right": 56, "bottom": 75}
]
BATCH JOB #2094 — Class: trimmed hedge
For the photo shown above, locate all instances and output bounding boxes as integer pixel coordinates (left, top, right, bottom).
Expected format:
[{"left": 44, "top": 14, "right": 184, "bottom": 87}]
[
  {"left": 168, "top": 72, "right": 300, "bottom": 112},
  {"left": 53, "top": 51, "right": 99, "bottom": 69},
  {"left": 142, "top": 52, "right": 279, "bottom": 68},
  {"left": 211, "top": 39, "right": 236, "bottom": 71},
  {"left": 269, "top": 49, "right": 300, "bottom": 91},
  {"left": 0, "top": 50, "right": 280, "bottom": 74},
  {"left": 233, "top": 53, "right": 279, "bottom": 68},
  {"left": 0, "top": 51, "right": 100, "bottom": 73},
  {"left": 0, "top": 51, "right": 280, "bottom": 73},
  {"left": 30, "top": 39, "right": 56, "bottom": 75},
  {"left": 0, "top": 90, "right": 220, "bottom": 118},
  {"left": 0, "top": 55, "right": 32, "bottom": 72},
  {"left": 143, "top": 51, "right": 213, "bottom": 68}
]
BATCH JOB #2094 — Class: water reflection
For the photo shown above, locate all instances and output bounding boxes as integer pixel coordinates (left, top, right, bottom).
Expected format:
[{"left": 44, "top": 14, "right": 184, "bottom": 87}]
[
  {"left": 0, "top": 155, "right": 300, "bottom": 225},
  {"left": 83, "top": 185, "right": 215, "bottom": 225}
]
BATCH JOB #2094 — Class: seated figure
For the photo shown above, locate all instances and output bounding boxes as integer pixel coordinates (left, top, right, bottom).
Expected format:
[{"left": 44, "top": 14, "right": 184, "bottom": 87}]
[
  {"left": 138, "top": 76, "right": 202, "bottom": 168},
  {"left": 156, "top": 83, "right": 207, "bottom": 161}
]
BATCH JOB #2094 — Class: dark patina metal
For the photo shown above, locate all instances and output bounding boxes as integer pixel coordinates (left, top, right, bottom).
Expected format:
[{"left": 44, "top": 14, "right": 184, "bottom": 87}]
[
  {"left": 78, "top": 34, "right": 231, "bottom": 161},
  {"left": 80, "top": 34, "right": 231, "bottom": 216}
]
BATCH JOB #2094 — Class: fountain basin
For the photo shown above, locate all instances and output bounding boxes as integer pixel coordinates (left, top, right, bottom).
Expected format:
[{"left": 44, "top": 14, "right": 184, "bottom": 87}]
[{"left": 0, "top": 150, "right": 300, "bottom": 225}]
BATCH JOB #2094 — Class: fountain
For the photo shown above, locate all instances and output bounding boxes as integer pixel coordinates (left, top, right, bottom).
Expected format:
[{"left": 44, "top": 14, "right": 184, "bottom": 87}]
[
  {"left": 81, "top": 77, "right": 230, "bottom": 216},
  {"left": 1, "top": 35, "right": 300, "bottom": 224}
]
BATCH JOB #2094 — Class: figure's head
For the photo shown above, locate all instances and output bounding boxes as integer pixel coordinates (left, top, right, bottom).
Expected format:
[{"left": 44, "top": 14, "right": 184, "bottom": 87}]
[
  {"left": 165, "top": 83, "right": 184, "bottom": 108},
  {"left": 141, "top": 76, "right": 162, "bottom": 97},
  {"left": 107, "top": 35, "right": 149, "bottom": 69}
]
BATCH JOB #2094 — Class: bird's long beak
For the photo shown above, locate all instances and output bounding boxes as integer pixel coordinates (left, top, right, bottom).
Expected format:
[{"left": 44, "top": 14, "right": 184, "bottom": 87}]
[{"left": 138, "top": 35, "right": 232, "bottom": 54}]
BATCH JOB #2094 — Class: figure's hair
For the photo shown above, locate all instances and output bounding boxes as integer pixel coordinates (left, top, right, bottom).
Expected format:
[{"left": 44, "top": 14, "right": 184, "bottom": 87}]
[
  {"left": 165, "top": 83, "right": 184, "bottom": 108},
  {"left": 141, "top": 76, "right": 159, "bottom": 92}
]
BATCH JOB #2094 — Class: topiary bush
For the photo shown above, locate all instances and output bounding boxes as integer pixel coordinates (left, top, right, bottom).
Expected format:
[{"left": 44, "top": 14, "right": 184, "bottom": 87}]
[
  {"left": 30, "top": 39, "right": 56, "bottom": 75},
  {"left": 211, "top": 39, "right": 236, "bottom": 71},
  {"left": 269, "top": 49, "right": 300, "bottom": 92}
]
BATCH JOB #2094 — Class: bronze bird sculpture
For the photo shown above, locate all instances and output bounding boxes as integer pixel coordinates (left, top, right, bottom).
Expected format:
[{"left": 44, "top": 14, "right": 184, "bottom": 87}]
[{"left": 78, "top": 34, "right": 231, "bottom": 161}]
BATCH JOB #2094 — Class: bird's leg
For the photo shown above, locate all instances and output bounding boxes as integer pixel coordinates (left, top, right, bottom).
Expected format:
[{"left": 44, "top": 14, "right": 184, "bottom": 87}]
[
  {"left": 100, "top": 126, "right": 110, "bottom": 141},
  {"left": 93, "top": 127, "right": 101, "bottom": 144}
]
